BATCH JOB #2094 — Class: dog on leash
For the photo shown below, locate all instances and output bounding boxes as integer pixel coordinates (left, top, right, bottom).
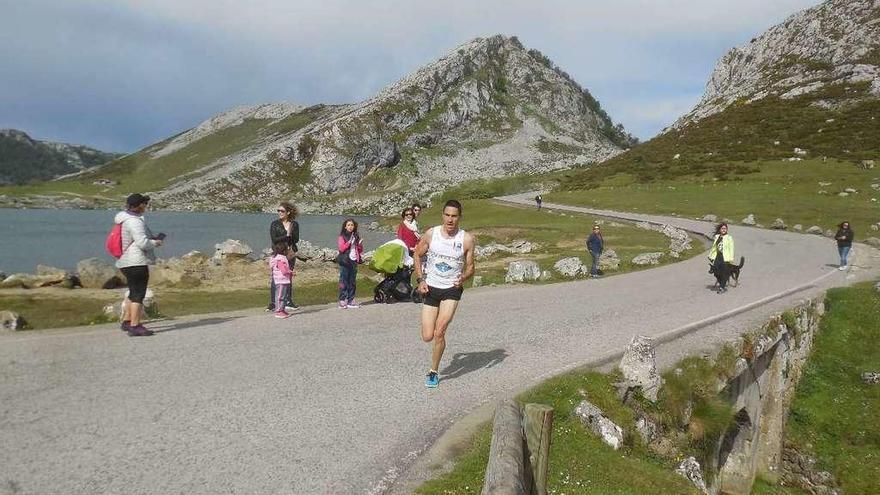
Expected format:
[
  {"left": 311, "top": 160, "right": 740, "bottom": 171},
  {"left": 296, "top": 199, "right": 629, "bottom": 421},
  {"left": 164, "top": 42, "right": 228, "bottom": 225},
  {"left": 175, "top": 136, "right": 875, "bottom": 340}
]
[{"left": 709, "top": 256, "right": 745, "bottom": 287}]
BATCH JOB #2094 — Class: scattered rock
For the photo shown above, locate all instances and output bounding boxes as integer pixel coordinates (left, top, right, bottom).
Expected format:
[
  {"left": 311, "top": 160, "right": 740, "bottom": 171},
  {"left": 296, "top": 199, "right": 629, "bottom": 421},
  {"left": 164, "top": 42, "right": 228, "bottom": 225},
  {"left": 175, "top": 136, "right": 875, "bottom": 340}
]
[
  {"left": 771, "top": 218, "right": 787, "bottom": 230},
  {"left": 181, "top": 251, "right": 210, "bottom": 265},
  {"left": 860, "top": 160, "right": 875, "bottom": 170},
  {"left": 0, "top": 273, "right": 37, "bottom": 289},
  {"left": 818, "top": 181, "right": 832, "bottom": 186},
  {"left": 471, "top": 275, "right": 482, "bottom": 288},
  {"left": 619, "top": 335, "right": 663, "bottom": 401},
  {"left": 76, "top": 258, "right": 124, "bottom": 289},
  {"left": 504, "top": 260, "right": 541, "bottom": 283},
  {"left": 872, "top": 225, "right": 879, "bottom": 231},
  {"left": 213, "top": 239, "right": 253, "bottom": 263},
  {"left": 837, "top": 191, "right": 849, "bottom": 197},
  {"left": 295, "top": 240, "right": 337, "bottom": 262},
  {"left": 475, "top": 239, "right": 535, "bottom": 258},
  {"left": 673, "top": 153, "right": 681, "bottom": 160},
  {"left": 573, "top": 400, "right": 624, "bottom": 450},
  {"left": 861, "top": 372, "right": 879, "bottom": 384},
  {"left": 844, "top": 188, "right": 857, "bottom": 193},
  {"left": 598, "top": 249, "right": 620, "bottom": 271},
  {"left": 553, "top": 257, "right": 587, "bottom": 277},
  {"left": 635, "top": 416, "right": 658, "bottom": 444},
  {"left": 635, "top": 222, "right": 692, "bottom": 256},
  {"left": 793, "top": 224, "right": 803, "bottom": 232},
  {"left": 864, "top": 237, "right": 880, "bottom": 248},
  {"left": 741, "top": 214, "right": 756, "bottom": 226},
  {"left": 806, "top": 226, "right": 824, "bottom": 235},
  {"left": 676, "top": 457, "right": 708, "bottom": 494},
  {"left": 0, "top": 311, "right": 28, "bottom": 331},
  {"left": 367, "top": 221, "right": 380, "bottom": 231},
  {"left": 824, "top": 229, "right": 835, "bottom": 238},
  {"left": 701, "top": 214, "right": 717, "bottom": 222},
  {"left": 631, "top": 252, "right": 663, "bottom": 266}
]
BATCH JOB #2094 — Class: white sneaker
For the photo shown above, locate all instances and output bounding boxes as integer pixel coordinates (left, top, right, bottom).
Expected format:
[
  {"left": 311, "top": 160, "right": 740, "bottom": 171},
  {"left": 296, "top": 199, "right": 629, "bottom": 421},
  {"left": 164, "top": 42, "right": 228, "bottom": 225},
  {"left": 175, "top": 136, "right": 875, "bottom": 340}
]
[{"left": 838, "top": 265, "right": 847, "bottom": 271}]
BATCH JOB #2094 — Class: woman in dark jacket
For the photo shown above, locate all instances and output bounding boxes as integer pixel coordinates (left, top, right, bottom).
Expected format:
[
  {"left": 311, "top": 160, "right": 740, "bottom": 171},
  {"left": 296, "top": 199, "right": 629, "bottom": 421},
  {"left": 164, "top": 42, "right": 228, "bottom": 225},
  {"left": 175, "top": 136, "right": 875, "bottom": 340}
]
[
  {"left": 835, "top": 221, "right": 854, "bottom": 270},
  {"left": 268, "top": 201, "right": 300, "bottom": 311}
]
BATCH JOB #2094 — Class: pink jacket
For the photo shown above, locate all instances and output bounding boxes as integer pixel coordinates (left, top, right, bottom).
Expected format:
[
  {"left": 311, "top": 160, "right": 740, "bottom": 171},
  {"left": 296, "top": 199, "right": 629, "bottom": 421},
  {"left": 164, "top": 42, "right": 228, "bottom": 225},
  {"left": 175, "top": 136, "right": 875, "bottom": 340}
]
[
  {"left": 337, "top": 234, "right": 364, "bottom": 264},
  {"left": 270, "top": 254, "right": 292, "bottom": 284}
]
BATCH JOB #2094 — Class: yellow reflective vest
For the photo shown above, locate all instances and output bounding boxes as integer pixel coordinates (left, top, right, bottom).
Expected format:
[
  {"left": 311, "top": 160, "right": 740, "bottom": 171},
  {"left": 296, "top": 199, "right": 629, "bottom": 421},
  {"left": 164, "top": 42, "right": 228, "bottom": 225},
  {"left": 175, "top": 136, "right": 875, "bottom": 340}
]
[{"left": 708, "top": 234, "right": 735, "bottom": 262}]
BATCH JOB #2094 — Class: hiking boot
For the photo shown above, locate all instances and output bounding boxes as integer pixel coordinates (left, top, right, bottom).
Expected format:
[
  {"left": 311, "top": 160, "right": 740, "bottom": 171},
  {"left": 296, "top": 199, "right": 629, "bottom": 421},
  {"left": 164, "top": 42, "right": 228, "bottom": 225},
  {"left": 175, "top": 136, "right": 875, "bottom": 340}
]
[
  {"left": 426, "top": 371, "right": 439, "bottom": 388},
  {"left": 274, "top": 311, "right": 290, "bottom": 319},
  {"left": 120, "top": 320, "right": 131, "bottom": 332},
  {"left": 346, "top": 300, "right": 360, "bottom": 309},
  {"left": 127, "top": 325, "right": 153, "bottom": 337}
]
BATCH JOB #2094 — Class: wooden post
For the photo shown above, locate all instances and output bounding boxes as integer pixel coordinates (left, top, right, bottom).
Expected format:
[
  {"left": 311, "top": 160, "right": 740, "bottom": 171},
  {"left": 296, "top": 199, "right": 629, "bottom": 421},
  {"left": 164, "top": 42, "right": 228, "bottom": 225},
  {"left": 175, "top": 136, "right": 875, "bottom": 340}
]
[
  {"left": 523, "top": 404, "right": 554, "bottom": 495},
  {"left": 482, "top": 400, "right": 528, "bottom": 495}
]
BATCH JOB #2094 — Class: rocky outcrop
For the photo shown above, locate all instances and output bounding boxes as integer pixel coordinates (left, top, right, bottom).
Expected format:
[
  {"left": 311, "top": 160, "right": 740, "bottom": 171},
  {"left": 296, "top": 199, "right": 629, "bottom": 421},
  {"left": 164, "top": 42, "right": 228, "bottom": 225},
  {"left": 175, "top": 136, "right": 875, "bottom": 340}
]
[
  {"left": 676, "top": 457, "right": 708, "bottom": 494},
  {"left": 213, "top": 239, "right": 253, "bottom": 264},
  {"left": 619, "top": 336, "right": 663, "bottom": 402},
  {"left": 598, "top": 249, "right": 620, "bottom": 271},
  {"left": 75, "top": 258, "right": 123, "bottom": 289},
  {"left": 673, "top": 0, "right": 880, "bottom": 128},
  {"left": 475, "top": 239, "right": 535, "bottom": 258},
  {"left": 504, "top": 260, "right": 541, "bottom": 283},
  {"left": 574, "top": 400, "right": 624, "bottom": 450},
  {"left": 553, "top": 257, "right": 587, "bottom": 277},
  {"left": 635, "top": 222, "right": 692, "bottom": 257},
  {"left": 0, "top": 129, "right": 120, "bottom": 185},
  {"left": 631, "top": 252, "right": 663, "bottom": 266}
]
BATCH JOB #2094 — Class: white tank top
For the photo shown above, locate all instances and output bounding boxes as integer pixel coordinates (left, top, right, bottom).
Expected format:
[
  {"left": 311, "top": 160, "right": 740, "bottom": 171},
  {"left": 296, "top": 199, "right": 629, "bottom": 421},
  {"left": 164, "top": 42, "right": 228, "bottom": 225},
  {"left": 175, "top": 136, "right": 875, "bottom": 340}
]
[{"left": 425, "top": 226, "right": 466, "bottom": 289}]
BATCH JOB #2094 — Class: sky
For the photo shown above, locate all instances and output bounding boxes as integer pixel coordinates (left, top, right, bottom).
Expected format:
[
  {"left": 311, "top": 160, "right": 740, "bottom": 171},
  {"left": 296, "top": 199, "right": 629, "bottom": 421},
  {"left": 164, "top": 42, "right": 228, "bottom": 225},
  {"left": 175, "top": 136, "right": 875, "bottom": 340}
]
[{"left": 0, "top": 0, "right": 820, "bottom": 153}]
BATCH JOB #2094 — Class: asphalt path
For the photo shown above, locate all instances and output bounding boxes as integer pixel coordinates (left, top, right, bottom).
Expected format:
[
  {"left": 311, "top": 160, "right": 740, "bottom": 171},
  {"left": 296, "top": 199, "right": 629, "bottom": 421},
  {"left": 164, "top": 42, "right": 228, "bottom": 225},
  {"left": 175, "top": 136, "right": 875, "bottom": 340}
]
[{"left": 2, "top": 193, "right": 877, "bottom": 494}]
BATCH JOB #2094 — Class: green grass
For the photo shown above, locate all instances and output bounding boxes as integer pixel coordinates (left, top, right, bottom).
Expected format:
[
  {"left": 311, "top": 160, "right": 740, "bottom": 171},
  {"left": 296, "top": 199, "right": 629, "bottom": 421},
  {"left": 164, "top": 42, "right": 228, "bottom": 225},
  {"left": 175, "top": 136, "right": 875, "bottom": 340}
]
[
  {"left": 751, "top": 477, "right": 808, "bottom": 494},
  {"left": 549, "top": 159, "right": 880, "bottom": 235},
  {"left": 0, "top": 276, "right": 378, "bottom": 330},
  {"left": 782, "top": 283, "right": 880, "bottom": 494}
]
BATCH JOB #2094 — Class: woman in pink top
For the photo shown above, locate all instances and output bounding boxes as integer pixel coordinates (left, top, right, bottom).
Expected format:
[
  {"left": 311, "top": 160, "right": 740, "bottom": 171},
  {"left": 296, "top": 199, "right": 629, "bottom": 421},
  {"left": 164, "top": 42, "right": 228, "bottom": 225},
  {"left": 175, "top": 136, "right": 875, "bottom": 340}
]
[
  {"left": 337, "top": 218, "right": 364, "bottom": 308},
  {"left": 269, "top": 241, "right": 294, "bottom": 318}
]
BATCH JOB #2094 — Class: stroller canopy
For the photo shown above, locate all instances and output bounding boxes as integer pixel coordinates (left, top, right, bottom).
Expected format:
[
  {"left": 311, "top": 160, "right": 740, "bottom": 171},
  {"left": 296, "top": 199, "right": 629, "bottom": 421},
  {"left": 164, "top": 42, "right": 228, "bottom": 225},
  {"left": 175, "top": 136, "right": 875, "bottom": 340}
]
[{"left": 369, "top": 239, "right": 413, "bottom": 274}]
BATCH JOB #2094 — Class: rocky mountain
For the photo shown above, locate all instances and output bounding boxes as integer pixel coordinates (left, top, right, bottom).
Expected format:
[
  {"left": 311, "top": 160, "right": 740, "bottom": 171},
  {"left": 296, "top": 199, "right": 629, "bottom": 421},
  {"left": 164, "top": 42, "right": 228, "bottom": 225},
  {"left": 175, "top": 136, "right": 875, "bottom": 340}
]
[
  {"left": 0, "top": 129, "right": 121, "bottom": 185},
  {"left": 674, "top": 0, "right": 880, "bottom": 127},
  {"left": 72, "top": 35, "right": 634, "bottom": 213}
]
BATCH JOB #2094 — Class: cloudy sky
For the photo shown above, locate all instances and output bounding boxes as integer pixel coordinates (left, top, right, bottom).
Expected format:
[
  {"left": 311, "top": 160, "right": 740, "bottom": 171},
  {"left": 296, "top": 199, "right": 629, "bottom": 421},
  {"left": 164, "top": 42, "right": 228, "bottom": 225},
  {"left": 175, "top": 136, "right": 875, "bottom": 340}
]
[{"left": 1, "top": 0, "right": 819, "bottom": 152}]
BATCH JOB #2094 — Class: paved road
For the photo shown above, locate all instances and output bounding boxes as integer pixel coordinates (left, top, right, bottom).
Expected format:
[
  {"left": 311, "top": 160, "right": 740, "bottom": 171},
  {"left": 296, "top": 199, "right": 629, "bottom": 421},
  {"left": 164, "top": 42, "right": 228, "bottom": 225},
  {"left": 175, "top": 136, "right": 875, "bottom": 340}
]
[{"left": 2, "top": 194, "right": 877, "bottom": 494}]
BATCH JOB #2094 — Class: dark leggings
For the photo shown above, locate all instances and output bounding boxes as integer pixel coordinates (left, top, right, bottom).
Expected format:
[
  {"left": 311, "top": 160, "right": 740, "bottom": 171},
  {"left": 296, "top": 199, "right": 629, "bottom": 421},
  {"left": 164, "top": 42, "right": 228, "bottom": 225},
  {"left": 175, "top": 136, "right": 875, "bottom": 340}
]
[
  {"left": 121, "top": 265, "right": 149, "bottom": 303},
  {"left": 338, "top": 260, "right": 357, "bottom": 302},
  {"left": 713, "top": 255, "right": 729, "bottom": 289}
]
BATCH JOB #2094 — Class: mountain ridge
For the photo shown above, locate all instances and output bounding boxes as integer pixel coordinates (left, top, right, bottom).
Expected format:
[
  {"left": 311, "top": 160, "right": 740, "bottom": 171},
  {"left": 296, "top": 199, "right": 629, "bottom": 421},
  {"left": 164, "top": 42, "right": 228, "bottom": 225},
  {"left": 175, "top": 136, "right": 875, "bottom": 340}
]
[{"left": 0, "top": 129, "right": 122, "bottom": 186}]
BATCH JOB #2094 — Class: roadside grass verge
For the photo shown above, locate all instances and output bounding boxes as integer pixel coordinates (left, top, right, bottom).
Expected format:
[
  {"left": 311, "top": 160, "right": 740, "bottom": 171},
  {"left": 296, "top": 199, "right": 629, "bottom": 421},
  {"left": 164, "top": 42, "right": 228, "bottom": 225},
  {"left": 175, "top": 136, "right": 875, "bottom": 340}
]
[
  {"left": 413, "top": 199, "right": 700, "bottom": 286},
  {"left": 548, "top": 159, "right": 880, "bottom": 234},
  {"left": 0, "top": 277, "right": 378, "bottom": 330}
]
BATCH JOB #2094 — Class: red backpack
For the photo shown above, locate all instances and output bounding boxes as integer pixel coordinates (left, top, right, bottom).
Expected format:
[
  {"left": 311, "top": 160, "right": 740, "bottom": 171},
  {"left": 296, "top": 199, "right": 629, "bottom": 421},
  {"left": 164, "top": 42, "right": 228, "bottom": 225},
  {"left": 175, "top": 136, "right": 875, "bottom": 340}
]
[{"left": 105, "top": 223, "right": 124, "bottom": 258}]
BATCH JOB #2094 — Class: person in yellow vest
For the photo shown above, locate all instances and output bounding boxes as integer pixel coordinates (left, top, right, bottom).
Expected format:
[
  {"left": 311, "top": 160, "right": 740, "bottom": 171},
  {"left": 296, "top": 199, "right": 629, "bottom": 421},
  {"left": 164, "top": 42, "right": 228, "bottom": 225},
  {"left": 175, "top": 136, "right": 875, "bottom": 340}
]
[{"left": 708, "top": 223, "right": 734, "bottom": 294}]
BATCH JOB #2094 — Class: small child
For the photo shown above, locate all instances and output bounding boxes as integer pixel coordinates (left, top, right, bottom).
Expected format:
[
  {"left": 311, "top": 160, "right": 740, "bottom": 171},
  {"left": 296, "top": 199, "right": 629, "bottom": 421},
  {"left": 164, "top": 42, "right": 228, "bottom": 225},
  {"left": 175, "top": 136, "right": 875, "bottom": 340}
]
[{"left": 269, "top": 241, "right": 294, "bottom": 318}]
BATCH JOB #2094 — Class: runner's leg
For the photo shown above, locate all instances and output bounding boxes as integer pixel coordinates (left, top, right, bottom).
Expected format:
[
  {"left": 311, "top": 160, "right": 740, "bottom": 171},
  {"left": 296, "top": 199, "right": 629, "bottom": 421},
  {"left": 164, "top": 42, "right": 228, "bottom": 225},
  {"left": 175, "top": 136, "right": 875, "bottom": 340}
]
[
  {"left": 430, "top": 299, "right": 460, "bottom": 372},
  {"left": 421, "top": 304, "right": 439, "bottom": 342}
]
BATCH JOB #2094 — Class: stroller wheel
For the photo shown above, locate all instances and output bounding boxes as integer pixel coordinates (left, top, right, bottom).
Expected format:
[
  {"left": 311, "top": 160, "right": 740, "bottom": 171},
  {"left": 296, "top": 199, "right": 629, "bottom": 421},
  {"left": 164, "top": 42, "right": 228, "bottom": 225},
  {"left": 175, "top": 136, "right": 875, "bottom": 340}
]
[{"left": 374, "top": 291, "right": 386, "bottom": 304}]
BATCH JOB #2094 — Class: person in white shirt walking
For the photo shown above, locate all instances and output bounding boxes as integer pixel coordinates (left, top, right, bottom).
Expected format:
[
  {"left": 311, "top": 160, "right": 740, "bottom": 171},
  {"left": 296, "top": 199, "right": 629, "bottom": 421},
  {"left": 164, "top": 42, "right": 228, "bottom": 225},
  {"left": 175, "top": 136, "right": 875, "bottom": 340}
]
[{"left": 413, "top": 199, "right": 476, "bottom": 388}]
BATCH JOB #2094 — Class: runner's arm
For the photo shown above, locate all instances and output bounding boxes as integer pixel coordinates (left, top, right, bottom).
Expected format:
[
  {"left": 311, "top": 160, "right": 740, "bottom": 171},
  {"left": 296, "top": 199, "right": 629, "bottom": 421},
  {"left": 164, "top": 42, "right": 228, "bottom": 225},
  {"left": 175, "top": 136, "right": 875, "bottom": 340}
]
[
  {"left": 413, "top": 228, "right": 432, "bottom": 290},
  {"left": 454, "top": 232, "right": 476, "bottom": 287}
]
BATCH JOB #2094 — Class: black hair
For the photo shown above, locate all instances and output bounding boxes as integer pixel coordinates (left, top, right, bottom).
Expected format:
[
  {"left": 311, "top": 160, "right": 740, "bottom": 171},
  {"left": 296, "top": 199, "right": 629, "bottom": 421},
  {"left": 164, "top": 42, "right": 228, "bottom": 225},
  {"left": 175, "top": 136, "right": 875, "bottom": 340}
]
[
  {"left": 411, "top": 202, "right": 422, "bottom": 209},
  {"left": 340, "top": 218, "right": 359, "bottom": 236},
  {"left": 838, "top": 221, "right": 851, "bottom": 229},
  {"left": 272, "top": 241, "right": 288, "bottom": 255},
  {"left": 443, "top": 199, "right": 462, "bottom": 214},
  {"left": 401, "top": 207, "right": 413, "bottom": 218},
  {"left": 714, "top": 223, "right": 729, "bottom": 235}
]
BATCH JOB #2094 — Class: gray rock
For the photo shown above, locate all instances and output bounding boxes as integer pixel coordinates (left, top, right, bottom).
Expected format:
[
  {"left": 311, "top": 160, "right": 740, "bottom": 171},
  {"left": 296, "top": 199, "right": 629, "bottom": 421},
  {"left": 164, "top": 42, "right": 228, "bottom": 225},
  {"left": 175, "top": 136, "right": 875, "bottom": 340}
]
[
  {"left": 475, "top": 239, "right": 535, "bottom": 258},
  {"left": 181, "top": 251, "right": 210, "bottom": 265},
  {"left": 295, "top": 240, "right": 337, "bottom": 262},
  {"left": 620, "top": 335, "right": 663, "bottom": 401},
  {"left": 504, "top": 260, "right": 541, "bottom": 283},
  {"left": 367, "top": 221, "right": 380, "bottom": 231},
  {"left": 861, "top": 160, "right": 875, "bottom": 169},
  {"left": 0, "top": 310, "right": 28, "bottom": 332},
  {"left": 540, "top": 270, "right": 553, "bottom": 281},
  {"left": 844, "top": 188, "right": 857, "bottom": 193},
  {"left": 631, "top": 252, "right": 663, "bottom": 266},
  {"left": 872, "top": 224, "right": 879, "bottom": 231},
  {"left": 675, "top": 457, "right": 708, "bottom": 494},
  {"left": 793, "top": 224, "right": 803, "bottom": 232},
  {"left": 213, "top": 239, "right": 253, "bottom": 262},
  {"left": 838, "top": 191, "right": 849, "bottom": 197},
  {"left": 573, "top": 400, "right": 624, "bottom": 450},
  {"left": 741, "top": 214, "right": 756, "bottom": 226},
  {"left": 702, "top": 214, "right": 717, "bottom": 222},
  {"left": 824, "top": 229, "right": 835, "bottom": 238},
  {"left": 471, "top": 275, "right": 482, "bottom": 288},
  {"left": 806, "top": 226, "right": 824, "bottom": 235},
  {"left": 635, "top": 416, "right": 658, "bottom": 444},
  {"left": 865, "top": 237, "right": 880, "bottom": 248},
  {"left": 771, "top": 218, "right": 787, "bottom": 230},
  {"left": 553, "top": 257, "right": 586, "bottom": 277},
  {"left": 861, "top": 372, "right": 879, "bottom": 384},
  {"left": 34, "top": 265, "right": 78, "bottom": 288},
  {"left": 0, "top": 273, "right": 38, "bottom": 289},
  {"left": 598, "top": 249, "right": 620, "bottom": 271},
  {"left": 76, "top": 258, "right": 123, "bottom": 289}
]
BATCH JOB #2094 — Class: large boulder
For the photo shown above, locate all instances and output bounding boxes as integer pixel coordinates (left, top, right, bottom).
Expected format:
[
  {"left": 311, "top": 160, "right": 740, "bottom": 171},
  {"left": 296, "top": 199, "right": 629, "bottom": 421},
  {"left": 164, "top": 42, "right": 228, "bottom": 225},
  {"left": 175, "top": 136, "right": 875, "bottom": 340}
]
[
  {"left": 0, "top": 311, "right": 28, "bottom": 331},
  {"left": 553, "top": 257, "right": 586, "bottom": 277},
  {"left": 213, "top": 239, "right": 253, "bottom": 264},
  {"left": 475, "top": 239, "right": 535, "bottom": 258},
  {"left": 574, "top": 400, "right": 624, "bottom": 450},
  {"left": 741, "top": 214, "right": 756, "bottom": 226},
  {"left": 793, "top": 224, "right": 803, "bottom": 232},
  {"left": 806, "top": 226, "right": 824, "bottom": 235},
  {"left": 504, "top": 260, "right": 541, "bottom": 283},
  {"left": 632, "top": 252, "right": 663, "bottom": 266},
  {"left": 35, "top": 265, "right": 79, "bottom": 288},
  {"left": 771, "top": 218, "right": 787, "bottom": 230},
  {"left": 676, "top": 457, "right": 708, "bottom": 494},
  {"left": 181, "top": 250, "right": 210, "bottom": 266},
  {"left": 598, "top": 249, "right": 620, "bottom": 271},
  {"left": 620, "top": 335, "right": 663, "bottom": 402},
  {"left": 77, "top": 258, "right": 124, "bottom": 289},
  {"left": 295, "top": 240, "right": 338, "bottom": 262}
]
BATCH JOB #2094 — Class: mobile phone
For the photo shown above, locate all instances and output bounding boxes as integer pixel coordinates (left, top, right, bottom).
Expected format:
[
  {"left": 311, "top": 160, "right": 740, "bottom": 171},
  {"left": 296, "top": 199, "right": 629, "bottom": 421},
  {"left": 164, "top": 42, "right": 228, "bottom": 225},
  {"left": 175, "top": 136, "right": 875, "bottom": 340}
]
[{"left": 155, "top": 232, "right": 167, "bottom": 240}]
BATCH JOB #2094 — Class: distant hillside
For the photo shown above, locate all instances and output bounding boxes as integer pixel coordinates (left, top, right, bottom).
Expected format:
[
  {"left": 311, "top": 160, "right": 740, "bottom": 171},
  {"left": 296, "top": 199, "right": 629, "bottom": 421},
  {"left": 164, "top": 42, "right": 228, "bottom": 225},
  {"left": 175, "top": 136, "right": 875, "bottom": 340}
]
[
  {"left": 37, "top": 35, "right": 633, "bottom": 213},
  {"left": 0, "top": 129, "right": 121, "bottom": 185},
  {"left": 562, "top": 0, "right": 879, "bottom": 189}
]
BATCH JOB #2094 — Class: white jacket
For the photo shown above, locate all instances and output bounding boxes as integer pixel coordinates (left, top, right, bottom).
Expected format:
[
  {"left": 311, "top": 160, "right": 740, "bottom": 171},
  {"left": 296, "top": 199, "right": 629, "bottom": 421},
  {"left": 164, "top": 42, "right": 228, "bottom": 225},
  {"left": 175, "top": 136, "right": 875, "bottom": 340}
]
[{"left": 114, "top": 210, "right": 158, "bottom": 268}]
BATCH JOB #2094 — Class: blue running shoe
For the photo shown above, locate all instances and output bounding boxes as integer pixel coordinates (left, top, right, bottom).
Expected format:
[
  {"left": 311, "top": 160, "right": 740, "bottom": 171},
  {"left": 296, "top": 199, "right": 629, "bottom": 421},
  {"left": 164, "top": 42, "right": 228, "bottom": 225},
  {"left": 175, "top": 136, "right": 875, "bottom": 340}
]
[{"left": 426, "top": 371, "right": 439, "bottom": 388}]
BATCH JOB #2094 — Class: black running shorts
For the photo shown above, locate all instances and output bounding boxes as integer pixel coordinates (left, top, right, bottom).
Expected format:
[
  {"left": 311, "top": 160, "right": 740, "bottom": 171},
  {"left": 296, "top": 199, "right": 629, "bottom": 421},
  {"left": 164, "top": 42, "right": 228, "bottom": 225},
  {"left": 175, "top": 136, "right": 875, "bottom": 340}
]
[
  {"left": 422, "top": 285, "right": 463, "bottom": 307},
  {"left": 121, "top": 265, "right": 149, "bottom": 303}
]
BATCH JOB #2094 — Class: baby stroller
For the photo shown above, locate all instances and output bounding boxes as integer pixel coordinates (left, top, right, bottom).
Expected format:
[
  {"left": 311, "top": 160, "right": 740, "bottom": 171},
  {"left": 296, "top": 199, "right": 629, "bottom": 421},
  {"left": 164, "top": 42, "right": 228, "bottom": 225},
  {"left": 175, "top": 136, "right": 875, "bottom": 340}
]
[{"left": 369, "top": 239, "right": 422, "bottom": 304}]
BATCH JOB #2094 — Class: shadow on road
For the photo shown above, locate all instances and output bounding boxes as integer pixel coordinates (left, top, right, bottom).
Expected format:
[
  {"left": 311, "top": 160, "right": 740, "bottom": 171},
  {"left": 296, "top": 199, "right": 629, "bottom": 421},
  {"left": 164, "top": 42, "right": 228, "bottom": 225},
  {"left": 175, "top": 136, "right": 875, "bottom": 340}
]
[
  {"left": 440, "top": 349, "right": 509, "bottom": 382},
  {"left": 151, "top": 316, "right": 244, "bottom": 333}
]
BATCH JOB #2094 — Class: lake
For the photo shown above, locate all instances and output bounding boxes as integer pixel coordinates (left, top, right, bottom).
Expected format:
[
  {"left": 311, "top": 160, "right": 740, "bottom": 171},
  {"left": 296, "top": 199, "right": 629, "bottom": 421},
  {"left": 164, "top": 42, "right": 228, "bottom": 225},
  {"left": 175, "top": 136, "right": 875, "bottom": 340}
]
[{"left": 0, "top": 209, "right": 391, "bottom": 274}]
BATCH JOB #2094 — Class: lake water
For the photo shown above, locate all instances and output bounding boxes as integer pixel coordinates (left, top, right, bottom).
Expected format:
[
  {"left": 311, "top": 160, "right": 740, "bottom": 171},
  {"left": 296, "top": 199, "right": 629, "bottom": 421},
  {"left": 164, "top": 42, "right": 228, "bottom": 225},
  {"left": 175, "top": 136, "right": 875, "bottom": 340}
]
[{"left": 0, "top": 209, "right": 391, "bottom": 274}]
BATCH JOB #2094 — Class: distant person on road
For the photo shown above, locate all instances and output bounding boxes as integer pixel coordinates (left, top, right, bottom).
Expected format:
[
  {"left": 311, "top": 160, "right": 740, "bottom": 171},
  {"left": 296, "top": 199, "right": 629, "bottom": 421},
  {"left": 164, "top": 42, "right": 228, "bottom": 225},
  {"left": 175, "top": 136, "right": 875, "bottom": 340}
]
[
  {"left": 413, "top": 199, "right": 476, "bottom": 389},
  {"left": 337, "top": 219, "right": 364, "bottom": 309},
  {"left": 115, "top": 193, "right": 164, "bottom": 337},
  {"left": 835, "top": 221, "right": 854, "bottom": 270},
  {"left": 535, "top": 194, "right": 543, "bottom": 210},
  {"left": 587, "top": 224, "right": 604, "bottom": 278},
  {"left": 708, "top": 223, "right": 734, "bottom": 294},
  {"left": 268, "top": 201, "right": 299, "bottom": 312},
  {"left": 269, "top": 241, "right": 294, "bottom": 319},
  {"left": 397, "top": 207, "right": 420, "bottom": 253}
]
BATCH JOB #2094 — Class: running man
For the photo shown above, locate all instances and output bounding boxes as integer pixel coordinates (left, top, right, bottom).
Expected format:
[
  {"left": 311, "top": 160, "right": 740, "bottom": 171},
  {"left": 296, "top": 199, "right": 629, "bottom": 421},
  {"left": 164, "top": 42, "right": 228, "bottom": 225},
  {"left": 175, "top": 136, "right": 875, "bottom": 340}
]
[{"left": 413, "top": 199, "right": 476, "bottom": 388}]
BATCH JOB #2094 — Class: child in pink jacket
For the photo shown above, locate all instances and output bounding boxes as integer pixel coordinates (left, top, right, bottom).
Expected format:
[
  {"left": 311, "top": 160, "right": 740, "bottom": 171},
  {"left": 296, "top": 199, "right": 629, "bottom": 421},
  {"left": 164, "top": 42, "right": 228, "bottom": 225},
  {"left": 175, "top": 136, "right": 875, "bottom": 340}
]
[{"left": 269, "top": 241, "right": 294, "bottom": 318}]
